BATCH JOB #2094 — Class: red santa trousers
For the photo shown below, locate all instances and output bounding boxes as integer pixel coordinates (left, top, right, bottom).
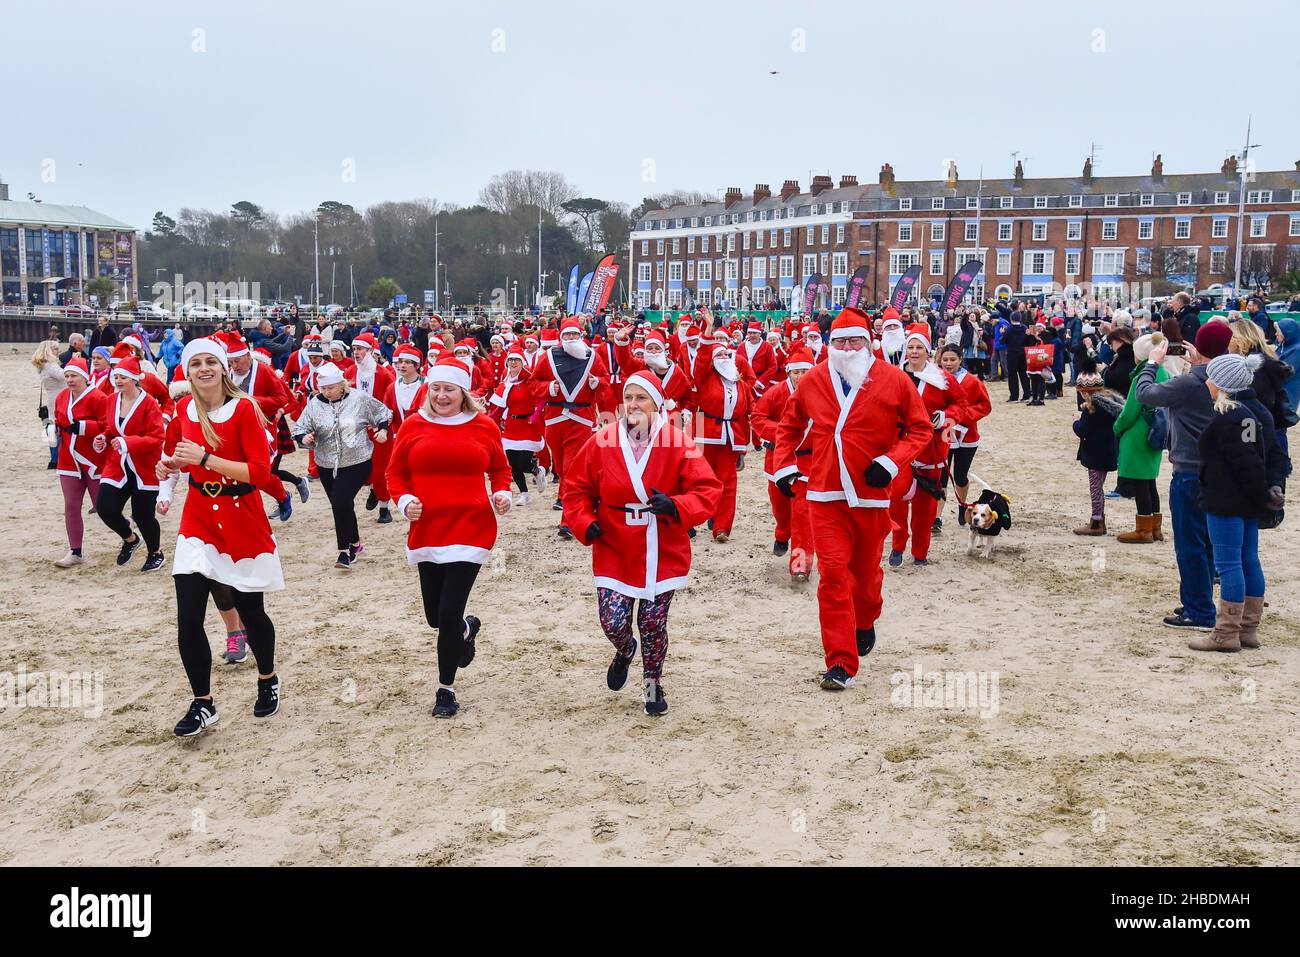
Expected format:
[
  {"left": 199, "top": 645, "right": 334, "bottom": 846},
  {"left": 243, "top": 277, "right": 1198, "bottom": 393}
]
[
  {"left": 888, "top": 465, "right": 941, "bottom": 560},
  {"left": 369, "top": 433, "right": 392, "bottom": 502},
  {"left": 809, "top": 499, "right": 891, "bottom": 677},
  {"left": 789, "top": 480, "right": 815, "bottom": 578},
  {"left": 545, "top": 418, "right": 593, "bottom": 506},
  {"left": 699, "top": 443, "right": 738, "bottom": 537},
  {"left": 766, "top": 480, "right": 792, "bottom": 543}
]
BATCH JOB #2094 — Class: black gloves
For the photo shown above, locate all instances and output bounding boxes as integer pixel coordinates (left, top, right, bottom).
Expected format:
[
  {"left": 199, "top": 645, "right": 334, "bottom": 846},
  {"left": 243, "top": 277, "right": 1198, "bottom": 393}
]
[
  {"left": 585, "top": 522, "right": 603, "bottom": 544},
  {"left": 647, "top": 488, "right": 678, "bottom": 518},
  {"left": 776, "top": 472, "right": 799, "bottom": 498},
  {"left": 60, "top": 420, "right": 80, "bottom": 435},
  {"left": 865, "top": 461, "right": 894, "bottom": 488}
]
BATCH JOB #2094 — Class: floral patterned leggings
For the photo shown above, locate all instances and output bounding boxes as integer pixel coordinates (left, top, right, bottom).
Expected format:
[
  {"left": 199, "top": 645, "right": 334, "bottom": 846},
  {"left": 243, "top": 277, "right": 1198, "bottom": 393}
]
[{"left": 597, "top": 588, "right": 674, "bottom": 681}]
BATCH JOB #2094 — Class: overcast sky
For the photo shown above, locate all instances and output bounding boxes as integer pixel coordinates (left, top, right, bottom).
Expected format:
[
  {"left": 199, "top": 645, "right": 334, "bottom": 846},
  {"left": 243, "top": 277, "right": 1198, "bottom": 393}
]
[{"left": 8, "top": 0, "right": 1299, "bottom": 229}]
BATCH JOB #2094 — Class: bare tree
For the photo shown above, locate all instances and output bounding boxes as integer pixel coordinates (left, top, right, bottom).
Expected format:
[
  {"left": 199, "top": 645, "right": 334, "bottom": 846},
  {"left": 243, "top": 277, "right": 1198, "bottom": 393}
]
[{"left": 479, "top": 170, "right": 578, "bottom": 218}]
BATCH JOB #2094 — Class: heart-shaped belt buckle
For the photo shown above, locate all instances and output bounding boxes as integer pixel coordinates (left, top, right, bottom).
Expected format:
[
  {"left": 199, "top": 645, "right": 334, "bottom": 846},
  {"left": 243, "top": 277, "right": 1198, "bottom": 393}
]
[{"left": 202, "top": 481, "right": 222, "bottom": 498}]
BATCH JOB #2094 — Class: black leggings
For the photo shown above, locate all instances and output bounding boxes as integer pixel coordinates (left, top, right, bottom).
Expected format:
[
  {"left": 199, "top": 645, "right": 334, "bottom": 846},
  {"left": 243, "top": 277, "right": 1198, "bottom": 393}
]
[
  {"left": 505, "top": 449, "right": 537, "bottom": 493},
  {"left": 271, "top": 452, "right": 300, "bottom": 487},
  {"left": 175, "top": 573, "right": 276, "bottom": 697},
  {"left": 1133, "top": 479, "right": 1161, "bottom": 516},
  {"left": 418, "top": 561, "right": 481, "bottom": 686},
  {"left": 1007, "top": 351, "right": 1030, "bottom": 400},
  {"left": 318, "top": 461, "right": 371, "bottom": 551},
  {"left": 1030, "top": 374, "right": 1046, "bottom": 401},
  {"left": 945, "top": 446, "right": 977, "bottom": 491},
  {"left": 97, "top": 471, "right": 161, "bottom": 553}
]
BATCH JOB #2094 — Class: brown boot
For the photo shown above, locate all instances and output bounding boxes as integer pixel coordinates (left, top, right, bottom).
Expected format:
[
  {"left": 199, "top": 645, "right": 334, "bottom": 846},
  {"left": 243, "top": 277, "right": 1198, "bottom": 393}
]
[
  {"left": 1188, "top": 599, "right": 1243, "bottom": 652},
  {"left": 1117, "top": 514, "right": 1154, "bottom": 544},
  {"left": 1073, "top": 518, "right": 1107, "bottom": 536},
  {"left": 1150, "top": 512, "right": 1164, "bottom": 542},
  {"left": 1238, "top": 596, "right": 1264, "bottom": 649}
]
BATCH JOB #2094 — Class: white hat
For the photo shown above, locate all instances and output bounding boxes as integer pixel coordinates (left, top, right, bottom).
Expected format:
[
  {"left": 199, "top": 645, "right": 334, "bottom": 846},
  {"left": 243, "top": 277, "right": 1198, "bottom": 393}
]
[
  {"left": 181, "top": 337, "right": 230, "bottom": 374},
  {"left": 315, "top": 362, "right": 345, "bottom": 387}
]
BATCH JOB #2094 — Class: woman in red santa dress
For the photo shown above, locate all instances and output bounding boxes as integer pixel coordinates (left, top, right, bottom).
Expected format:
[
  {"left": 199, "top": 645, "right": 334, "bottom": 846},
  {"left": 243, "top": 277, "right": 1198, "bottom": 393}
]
[
  {"left": 487, "top": 347, "right": 548, "bottom": 505},
  {"left": 52, "top": 357, "right": 107, "bottom": 568},
  {"left": 690, "top": 337, "right": 753, "bottom": 542},
  {"left": 886, "top": 325, "right": 973, "bottom": 567},
  {"left": 751, "top": 344, "right": 816, "bottom": 578},
  {"left": 156, "top": 337, "right": 283, "bottom": 737},
  {"left": 386, "top": 354, "right": 513, "bottom": 719},
  {"left": 563, "top": 372, "right": 722, "bottom": 716},
  {"left": 936, "top": 343, "right": 992, "bottom": 530},
  {"left": 93, "top": 356, "right": 167, "bottom": 572}
]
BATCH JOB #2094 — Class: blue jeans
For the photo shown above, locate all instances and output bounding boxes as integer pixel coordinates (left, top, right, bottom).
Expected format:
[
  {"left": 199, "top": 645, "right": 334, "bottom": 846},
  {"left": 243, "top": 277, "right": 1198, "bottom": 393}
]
[
  {"left": 1206, "top": 513, "right": 1264, "bottom": 603},
  {"left": 1169, "top": 472, "right": 1215, "bottom": 623}
]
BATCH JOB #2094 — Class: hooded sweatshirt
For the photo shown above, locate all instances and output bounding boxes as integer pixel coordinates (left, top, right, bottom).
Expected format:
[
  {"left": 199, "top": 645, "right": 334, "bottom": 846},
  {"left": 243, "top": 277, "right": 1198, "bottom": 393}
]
[{"left": 1277, "top": 318, "right": 1300, "bottom": 414}]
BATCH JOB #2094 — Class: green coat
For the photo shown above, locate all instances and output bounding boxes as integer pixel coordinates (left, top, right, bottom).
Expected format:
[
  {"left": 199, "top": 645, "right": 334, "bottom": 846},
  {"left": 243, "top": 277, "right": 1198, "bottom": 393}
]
[{"left": 1113, "top": 359, "right": 1170, "bottom": 479}]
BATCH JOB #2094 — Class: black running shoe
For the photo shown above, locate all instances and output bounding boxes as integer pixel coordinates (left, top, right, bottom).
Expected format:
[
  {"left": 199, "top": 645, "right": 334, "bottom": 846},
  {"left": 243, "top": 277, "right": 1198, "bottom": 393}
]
[
  {"left": 643, "top": 678, "right": 667, "bottom": 716},
  {"left": 460, "top": 616, "right": 481, "bottom": 668},
  {"left": 1162, "top": 614, "right": 1214, "bottom": 632},
  {"left": 334, "top": 550, "right": 353, "bottom": 570},
  {"left": 913, "top": 558, "right": 929, "bottom": 567},
  {"left": 174, "top": 698, "right": 218, "bottom": 737},
  {"left": 888, "top": 550, "right": 903, "bottom": 567},
  {"left": 552, "top": 498, "right": 563, "bottom": 511},
  {"left": 254, "top": 675, "right": 280, "bottom": 718},
  {"left": 116, "top": 536, "right": 141, "bottom": 567},
  {"left": 958, "top": 505, "right": 969, "bottom": 526},
  {"left": 687, "top": 527, "right": 697, "bottom": 539},
  {"left": 432, "top": 687, "right": 459, "bottom": 718},
  {"left": 377, "top": 507, "right": 392, "bottom": 524},
  {"left": 365, "top": 489, "right": 379, "bottom": 511},
  {"left": 141, "top": 550, "right": 166, "bottom": 573},
  {"left": 557, "top": 525, "right": 573, "bottom": 540},
  {"left": 820, "top": 666, "right": 853, "bottom": 690},
  {"left": 607, "top": 635, "right": 639, "bottom": 691},
  {"left": 932, "top": 517, "right": 943, "bottom": 534},
  {"left": 856, "top": 627, "right": 877, "bottom": 657},
  {"left": 773, "top": 540, "right": 789, "bottom": 557},
  {"left": 707, "top": 518, "right": 714, "bottom": 531}
]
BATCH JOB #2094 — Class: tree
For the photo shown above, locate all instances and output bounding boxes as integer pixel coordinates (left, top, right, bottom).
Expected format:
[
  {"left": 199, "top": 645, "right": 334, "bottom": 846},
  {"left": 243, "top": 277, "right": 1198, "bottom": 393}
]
[
  {"left": 366, "top": 276, "right": 402, "bottom": 307},
  {"left": 630, "top": 191, "right": 713, "bottom": 222},
  {"left": 480, "top": 170, "right": 577, "bottom": 218},
  {"left": 561, "top": 198, "right": 609, "bottom": 250},
  {"left": 151, "top": 212, "right": 178, "bottom": 237},
  {"left": 86, "top": 276, "right": 117, "bottom": 306},
  {"left": 231, "top": 201, "right": 265, "bottom": 225}
]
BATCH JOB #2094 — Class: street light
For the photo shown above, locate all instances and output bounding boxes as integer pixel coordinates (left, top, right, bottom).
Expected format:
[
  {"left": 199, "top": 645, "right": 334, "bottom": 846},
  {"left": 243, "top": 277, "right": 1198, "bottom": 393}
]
[{"left": 512, "top": 280, "right": 518, "bottom": 309}]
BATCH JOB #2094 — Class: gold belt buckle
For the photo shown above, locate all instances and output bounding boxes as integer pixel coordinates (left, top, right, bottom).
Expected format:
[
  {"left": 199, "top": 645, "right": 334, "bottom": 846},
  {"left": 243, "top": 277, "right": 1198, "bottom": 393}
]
[{"left": 202, "top": 481, "right": 222, "bottom": 497}]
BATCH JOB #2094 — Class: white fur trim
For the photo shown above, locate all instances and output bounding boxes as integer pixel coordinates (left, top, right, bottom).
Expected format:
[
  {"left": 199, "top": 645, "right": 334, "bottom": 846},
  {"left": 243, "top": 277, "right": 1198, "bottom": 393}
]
[
  {"left": 829, "top": 325, "right": 870, "bottom": 341},
  {"left": 172, "top": 535, "right": 284, "bottom": 592},
  {"left": 406, "top": 544, "right": 491, "bottom": 565},
  {"left": 872, "top": 455, "right": 899, "bottom": 479},
  {"left": 427, "top": 364, "right": 471, "bottom": 391},
  {"left": 593, "top": 574, "right": 690, "bottom": 601},
  {"left": 914, "top": 361, "right": 948, "bottom": 389}
]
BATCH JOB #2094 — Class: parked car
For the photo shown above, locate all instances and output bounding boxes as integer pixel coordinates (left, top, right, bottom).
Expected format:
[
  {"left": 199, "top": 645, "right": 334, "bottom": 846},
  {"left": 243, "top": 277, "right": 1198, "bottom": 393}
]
[
  {"left": 64, "top": 303, "right": 97, "bottom": 317},
  {"left": 178, "top": 303, "right": 229, "bottom": 320},
  {"left": 135, "top": 301, "right": 172, "bottom": 320}
]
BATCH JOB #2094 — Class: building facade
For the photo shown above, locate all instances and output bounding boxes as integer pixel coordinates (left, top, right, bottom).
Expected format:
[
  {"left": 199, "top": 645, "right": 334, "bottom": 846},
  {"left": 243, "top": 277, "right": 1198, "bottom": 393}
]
[
  {"left": 628, "top": 157, "right": 1300, "bottom": 310},
  {"left": 0, "top": 180, "right": 138, "bottom": 307}
]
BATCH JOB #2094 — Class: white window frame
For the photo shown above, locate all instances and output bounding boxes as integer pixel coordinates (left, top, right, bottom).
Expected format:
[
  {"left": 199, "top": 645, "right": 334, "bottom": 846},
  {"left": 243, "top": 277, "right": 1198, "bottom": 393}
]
[
  {"left": 697, "top": 260, "right": 712, "bottom": 281},
  {"left": 1102, "top": 221, "right": 1118, "bottom": 241},
  {"left": 967, "top": 196, "right": 979, "bottom": 209},
  {"left": 996, "top": 252, "right": 1011, "bottom": 275},
  {"left": 898, "top": 223, "right": 913, "bottom": 242},
  {"left": 668, "top": 262, "right": 682, "bottom": 282},
  {"left": 1092, "top": 249, "right": 1125, "bottom": 274},
  {"left": 640, "top": 240, "right": 649, "bottom": 255},
  {"left": 687, "top": 236, "right": 695, "bottom": 253},
  {"left": 672, "top": 238, "right": 680, "bottom": 254},
  {"left": 686, "top": 261, "right": 695, "bottom": 281},
  {"left": 1069, "top": 195, "right": 1083, "bottom": 208},
  {"left": 1214, "top": 191, "right": 1229, "bottom": 205},
  {"left": 783, "top": 228, "right": 791, "bottom": 247},
  {"left": 752, "top": 257, "right": 767, "bottom": 281},
  {"left": 1104, "top": 194, "right": 1119, "bottom": 207},
  {"left": 965, "top": 222, "right": 978, "bottom": 242},
  {"left": 931, "top": 221, "right": 945, "bottom": 242},
  {"left": 820, "top": 224, "right": 829, "bottom": 244},
  {"left": 1137, "top": 221, "right": 1153, "bottom": 240},
  {"left": 1066, "top": 221, "right": 1082, "bottom": 241},
  {"left": 637, "top": 263, "right": 651, "bottom": 283},
  {"left": 1022, "top": 250, "right": 1054, "bottom": 275},
  {"left": 1140, "top": 193, "right": 1154, "bottom": 206},
  {"left": 656, "top": 240, "right": 664, "bottom": 255},
  {"left": 1174, "top": 220, "right": 1191, "bottom": 240},
  {"left": 1065, "top": 251, "right": 1080, "bottom": 275},
  {"left": 1249, "top": 217, "right": 1266, "bottom": 238},
  {"left": 1031, "top": 222, "right": 1047, "bottom": 241},
  {"left": 889, "top": 250, "right": 921, "bottom": 274},
  {"left": 1290, "top": 217, "right": 1300, "bottom": 238},
  {"left": 932, "top": 197, "right": 944, "bottom": 210},
  {"left": 802, "top": 253, "right": 817, "bottom": 277},
  {"left": 999, "top": 196, "right": 1013, "bottom": 209},
  {"left": 832, "top": 251, "right": 847, "bottom": 276},
  {"left": 1212, "top": 218, "right": 1228, "bottom": 238},
  {"left": 899, "top": 198, "right": 912, "bottom": 211},
  {"left": 835, "top": 224, "right": 844, "bottom": 243},
  {"left": 1210, "top": 249, "right": 1228, "bottom": 272},
  {"left": 997, "top": 222, "right": 1013, "bottom": 241},
  {"left": 929, "top": 251, "right": 944, "bottom": 275},
  {"left": 1034, "top": 195, "right": 1048, "bottom": 209},
  {"left": 805, "top": 226, "right": 814, "bottom": 244},
  {"left": 1176, "top": 192, "right": 1192, "bottom": 206}
]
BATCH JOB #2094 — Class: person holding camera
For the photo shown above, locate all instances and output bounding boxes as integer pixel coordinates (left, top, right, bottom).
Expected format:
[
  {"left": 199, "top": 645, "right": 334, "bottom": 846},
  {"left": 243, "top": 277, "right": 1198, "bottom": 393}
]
[{"left": 563, "top": 372, "right": 721, "bottom": 717}]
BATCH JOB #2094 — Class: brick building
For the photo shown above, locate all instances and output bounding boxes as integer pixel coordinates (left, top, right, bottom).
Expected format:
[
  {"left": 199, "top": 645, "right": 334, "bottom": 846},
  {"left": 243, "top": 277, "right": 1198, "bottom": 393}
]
[{"left": 628, "top": 156, "right": 1300, "bottom": 311}]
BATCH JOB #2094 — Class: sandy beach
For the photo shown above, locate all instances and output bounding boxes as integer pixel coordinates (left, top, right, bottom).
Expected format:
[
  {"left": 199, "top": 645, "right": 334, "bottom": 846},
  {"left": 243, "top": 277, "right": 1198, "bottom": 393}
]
[{"left": 1, "top": 348, "right": 1296, "bottom": 866}]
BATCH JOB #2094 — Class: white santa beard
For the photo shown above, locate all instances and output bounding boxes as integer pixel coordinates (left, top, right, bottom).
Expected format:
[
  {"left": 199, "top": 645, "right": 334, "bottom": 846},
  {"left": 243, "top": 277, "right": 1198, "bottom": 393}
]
[
  {"left": 561, "top": 339, "right": 589, "bottom": 360},
  {"left": 828, "top": 347, "right": 870, "bottom": 389},
  {"left": 645, "top": 352, "right": 668, "bottom": 371},
  {"left": 714, "top": 357, "right": 739, "bottom": 382},
  {"left": 881, "top": 330, "right": 905, "bottom": 353}
]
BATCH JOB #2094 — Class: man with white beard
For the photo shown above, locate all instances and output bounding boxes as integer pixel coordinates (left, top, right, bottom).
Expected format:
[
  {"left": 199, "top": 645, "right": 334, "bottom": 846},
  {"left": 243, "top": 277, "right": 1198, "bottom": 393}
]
[
  {"left": 609, "top": 327, "right": 693, "bottom": 410},
  {"left": 773, "top": 308, "right": 932, "bottom": 691},
  {"left": 348, "top": 333, "right": 397, "bottom": 524},
  {"left": 875, "top": 311, "right": 907, "bottom": 366},
  {"left": 692, "top": 337, "right": 753, "bottom": 542},
  {"left": 801, "top": 324, "right": 827, "bottom": 365},
  {"left": 739, "top": 322, "right": 780, "bottom": 395},
  {"left": 528, "top": 317, "right": 610, "bottom": 538}
]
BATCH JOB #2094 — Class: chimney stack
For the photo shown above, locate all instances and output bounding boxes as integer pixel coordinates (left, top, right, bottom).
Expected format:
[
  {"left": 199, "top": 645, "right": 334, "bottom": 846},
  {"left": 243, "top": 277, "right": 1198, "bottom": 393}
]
[
  {"left": 1151, "top": 153, "right": 1164, "bottom": 183},
  {"left": 780, "top": 179, "right": 801, "bottom": 201},
  {"left": 878, "top": 163, "right": 895, "bottom": 190},
  {"left": 810, "top": 175, "right": 833, "bottom": 196},
  {"left": 724, "top": 186, "right": 743, "bottom": 209},
  {"left": 752, "top": 183, "right": 771, "bottom": 205},
  {"left": 838, "top": 174, "right": 858, "bottom": 189},
  {"left": 945, "top": 161, "right": 958, "bottom": 190},
  {"left": 1222, "top": 155, "right": 1238, "bottom": 177}
]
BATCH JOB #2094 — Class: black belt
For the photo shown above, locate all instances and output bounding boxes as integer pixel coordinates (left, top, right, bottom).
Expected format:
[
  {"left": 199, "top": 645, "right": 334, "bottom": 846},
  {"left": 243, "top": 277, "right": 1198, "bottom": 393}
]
[
  {"left": 546, "top": 401, "right": 592, "bottom": 410},
  {"left": 509, "top": 413, "right": 532, "bottom": 420},
  {"left": 702, "top": 410, "right": 732, "bottom": 423},
  {"left": 795, "top": 448, "right": 811, "bottom": 457},
  {"left": 189, "top": 479, "right": 256, "bottom": 498}
]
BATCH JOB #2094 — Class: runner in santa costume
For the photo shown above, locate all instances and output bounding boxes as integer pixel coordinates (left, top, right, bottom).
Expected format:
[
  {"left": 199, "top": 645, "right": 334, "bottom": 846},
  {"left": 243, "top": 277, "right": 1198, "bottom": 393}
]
[
  {"left": 217, "top": 331, "right": 297, "bottom": 522},
  {"left": 773, "top": 307, "right": 932, "bottom": 689},
  {"left": 563, "top": 371, "right": 722, "bottom": 716},
  {"left": 348, "top": 333, "right": 397, "bottom": 523},
  {"left": 611, "top": 327, "right": 693, "bottom": 411},
  {"left": 386, "top": 353, "right": 513, "bottom": 719},
  {"left": 521, "top": 332, "right": 542, "bottom": 370},
  {"left": 593, "top": 323, "right": 625, "bottom": 418},
  {"left": 486, "top": 334, "right": 509, "bottom": 392},
  {"left": 752, "top": 344, "right": 815, "bottom": 574},
  {"left": 802, "top": 323, "right": 828, "bottom": 365},
  {"left": 451, "top": 339, "right": 492, "bottom": 399},
  {"left": 740, "top": 322, "right": 780, "bottom": 395},
  {"left": 766, "top": 329, "right": 788, "bottom": 380},
  {"left": 886, "top": 324, "right": 974, "bottom": 567},
  {"left": 380, "top": 344, "right": 429, "bottom": 444},
  {"left": 158, "top": 337, "right": 283, "bottom": 737},
  {"left": 874, "top": 309, "right": 907, "bottom": 366},
  {"left": 528, "top": 317, "right": 610, "bottom": 538},
  {"left": 100, "top": 341, "right": 175, "bottom": 423},
  {"left": 284, "top": 333, "right": 322, "bottom": 391},
  {"left": 691, "top": 336, "right": 752, "bottom": 542},
  {"left": 327, "top": 339, "right": 355, "bottom": 378},
  {"left": 937, "top": 343, "right": 992, "bottom": 529},
  {"left": 89, "top": 347, "right": 112, "bottom": 387},
  {"left": 290, "top": 337, "right": 329, "bottom": 480},
  {"left": 52, "top": 357, "right": 107, "bottom": 568},
  {"left": 93, "top": 356, "right": 167, "bottom": 572},
  {"left": 488, "top": 347, "right": 547, "bottom": 505}
]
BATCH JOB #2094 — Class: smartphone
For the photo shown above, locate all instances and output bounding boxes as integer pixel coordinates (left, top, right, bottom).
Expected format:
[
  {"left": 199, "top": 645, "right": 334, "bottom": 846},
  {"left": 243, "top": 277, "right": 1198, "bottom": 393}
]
[{"left": 1168, "top": 343, "right": 1186, "bottom": 356}]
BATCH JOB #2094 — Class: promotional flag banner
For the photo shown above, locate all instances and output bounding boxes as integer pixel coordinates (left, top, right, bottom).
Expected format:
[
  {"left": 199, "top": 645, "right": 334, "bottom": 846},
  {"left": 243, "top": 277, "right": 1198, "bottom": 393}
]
[
  {"left": 889, "top": 264, "right": 923, "bottom": 311},
  {"left": 942, "top": 259, "right": 984, "bottom": 314},
  {"left": 581, "top": 254, "right": 618, "bottom": 315},
  {"left": 575, "top": 272, "right": 594, "bottom": 317},
  {"left": 565, "top": 265, "right": 581, "bottom": 315},
  {"left": 802, "top": 273, "right": 822, "bottom": 317},
  {"left": 844, "top": 265, "right": 869, "bottom": 310}
]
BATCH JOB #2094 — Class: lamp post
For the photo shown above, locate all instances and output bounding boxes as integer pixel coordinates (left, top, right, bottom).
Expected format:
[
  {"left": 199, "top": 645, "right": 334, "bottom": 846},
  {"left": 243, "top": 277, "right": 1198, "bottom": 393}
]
[
  {"left": 1231, "top": 117, "right": 1262, "bottom": 300},
  {"left": 512, "top": 280, "right": 518, "bottom": 309}
]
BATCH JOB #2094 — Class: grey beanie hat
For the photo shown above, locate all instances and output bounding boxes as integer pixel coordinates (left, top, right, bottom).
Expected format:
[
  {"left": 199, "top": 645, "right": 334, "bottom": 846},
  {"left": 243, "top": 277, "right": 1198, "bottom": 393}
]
[{"left": 1205, "top": 353, "right": 1259, "bottom": 394}]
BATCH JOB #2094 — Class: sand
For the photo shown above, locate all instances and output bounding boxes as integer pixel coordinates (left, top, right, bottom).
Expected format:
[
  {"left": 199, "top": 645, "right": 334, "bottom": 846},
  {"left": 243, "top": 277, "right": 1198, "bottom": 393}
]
[{"left": 0, "top": 348, "right": 1296, "bottom": 866}]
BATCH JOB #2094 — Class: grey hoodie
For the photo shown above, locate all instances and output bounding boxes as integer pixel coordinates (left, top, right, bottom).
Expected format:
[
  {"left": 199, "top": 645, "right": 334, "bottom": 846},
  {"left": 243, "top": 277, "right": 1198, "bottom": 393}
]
[{"left": 1133, "top": 362, "right": 1212, "bottom": 472}]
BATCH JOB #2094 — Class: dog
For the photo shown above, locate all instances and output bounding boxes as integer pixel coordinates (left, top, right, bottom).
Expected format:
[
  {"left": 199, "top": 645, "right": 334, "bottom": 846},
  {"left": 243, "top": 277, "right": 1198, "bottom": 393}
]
[{"left": 966, "top": 489, "right": 1012, "bottom": 560}]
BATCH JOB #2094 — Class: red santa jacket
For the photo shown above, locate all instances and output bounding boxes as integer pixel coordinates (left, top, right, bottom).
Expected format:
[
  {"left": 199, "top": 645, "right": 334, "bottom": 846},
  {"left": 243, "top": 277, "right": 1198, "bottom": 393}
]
[
  {"left": 55, "top": 384, "right": 107, "bottom": 479},
  {"left": 284, "top": 348, "right": 311, "bottom": 390},
  {"left": 488, "top": 369, "right": 545, "bottom": 451},
  {"left": 562, "top": 420, "right": 722, "bottom": 600},
  {"left": 99, "top": 368, "right": 174, "bottom": 423},
  {"left": 386, "top": 410, "right": 512, "bottom": 565},
  {"left": 948, "top": 367, "right": 992, "bottom": 448},
  {"left": 527, "top": 345, "right": 610, "bottom": 429},
  {"left": 750, "top": 378, "right": 811, "bottom": 482},
  {"left": 612, "top": 343, "right": 694, "bottom": 408},
  {"left": 96, "top": 389, "right": 166, "bottom": 490},
  {"left": 738, "top": 338, "right": 780, "bottom": 394},
  {"left": 380, "top": 375, "right": 428, "bottom": 437},
  {"left": 774, "top": 356, "right": 931, "bottom": 508},
  {"left": 691, "top": 343, "right": 752, "bottom": 450},
  {"left": 901, "top": 363, "right": 974, "bottom": 469},
  {"left": 239, "top": 358, "right": 293, "bottom": 422}
]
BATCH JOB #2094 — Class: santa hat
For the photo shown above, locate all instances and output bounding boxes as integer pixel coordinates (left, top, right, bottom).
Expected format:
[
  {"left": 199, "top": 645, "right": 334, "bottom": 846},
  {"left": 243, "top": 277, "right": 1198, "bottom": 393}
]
[
  {"left": 304, "top": 338, "right": 326, "bottom": 357},
  {"left": 560, "top": 317, "right": 584, "bottom": 335},
  {"left": 120, "top": 334, "right": 144, "bottom": 354},
  {"left": 302, "top": 333, "right": 323, "bottom": 345},
  {"left": 746, "top": 322, "right": 762, "bottom": 335},
  {"left": 180, "top": 336, "right": 230, "bottom": 374},
  {"left": 328, "top": 339, "right": 349, "bottom": 354},
  {"left": 904, "top": 323, "right": 932, "bottom": 351},
  {"left": 682, "top": 322, "right": 701, "bottom": 339},
  {"left": 829, "top": 308, "right": 871, "bottom": 341},
  {"left": 622, "top": 371, "right": 664, "bottom": 410},
  {"left": 108, "top": 342, "right": 134, "bottom": 365},
  {"left": 253, "top": 347, "right": 273, "bottom": 366},
  {"left": 352, "top": 333, "right": 378, "bottom": 352},
  {"left": 220, "top": 332, "right": 249, "bottom": 358},
  {"left": 784, "top": 344, "right": 815, "bottom": 372},
  {"left": 766, "top": 329, "right": 782, "bottom": 342},
  {"left": 882, "top": 306, "right": 901, "bottom": 323},
  {"left": 393, "top": 344, "right": 423, "bottom": 365},
  {"left": 314, "top": 362, "right": 345, "bottom": 387},
  {"left": 644, "top": 330, "right": 667, "bottom": 351},
  {"left": 540, "top": 328, "right": 560, "bottom": 346},
  {"left": 453, "top": 338, "right": 476, "bottom": 355},
  {"left": 64, "top": 356, "right": 91, "bottom": 380},
  {"left": 426, "top": 353, "right": 472, "bottom": 391},
  {"left": 111, "top": 356, "right": 144, "bottom": 381},
  {"left": 802, "top": 323, "right": 823, "bottom": 340},
  {"left": 490, "top": 333, "right": 504, "bottom": 345},
  {"left": 506, "top": 344, "right": 527, "bottom": 362},
  {"left": 524, "top": 333, "right": 539, "bottom": 346}
]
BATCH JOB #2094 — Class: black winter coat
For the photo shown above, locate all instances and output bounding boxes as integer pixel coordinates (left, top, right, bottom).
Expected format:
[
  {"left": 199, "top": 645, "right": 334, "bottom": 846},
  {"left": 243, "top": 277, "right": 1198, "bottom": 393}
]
[
  {"left": 1073, "top": 391, "right": 1123, "bottom": 472},
  {"left": 1197, "top": 391, "right": 1285, "bottom": 518}
]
